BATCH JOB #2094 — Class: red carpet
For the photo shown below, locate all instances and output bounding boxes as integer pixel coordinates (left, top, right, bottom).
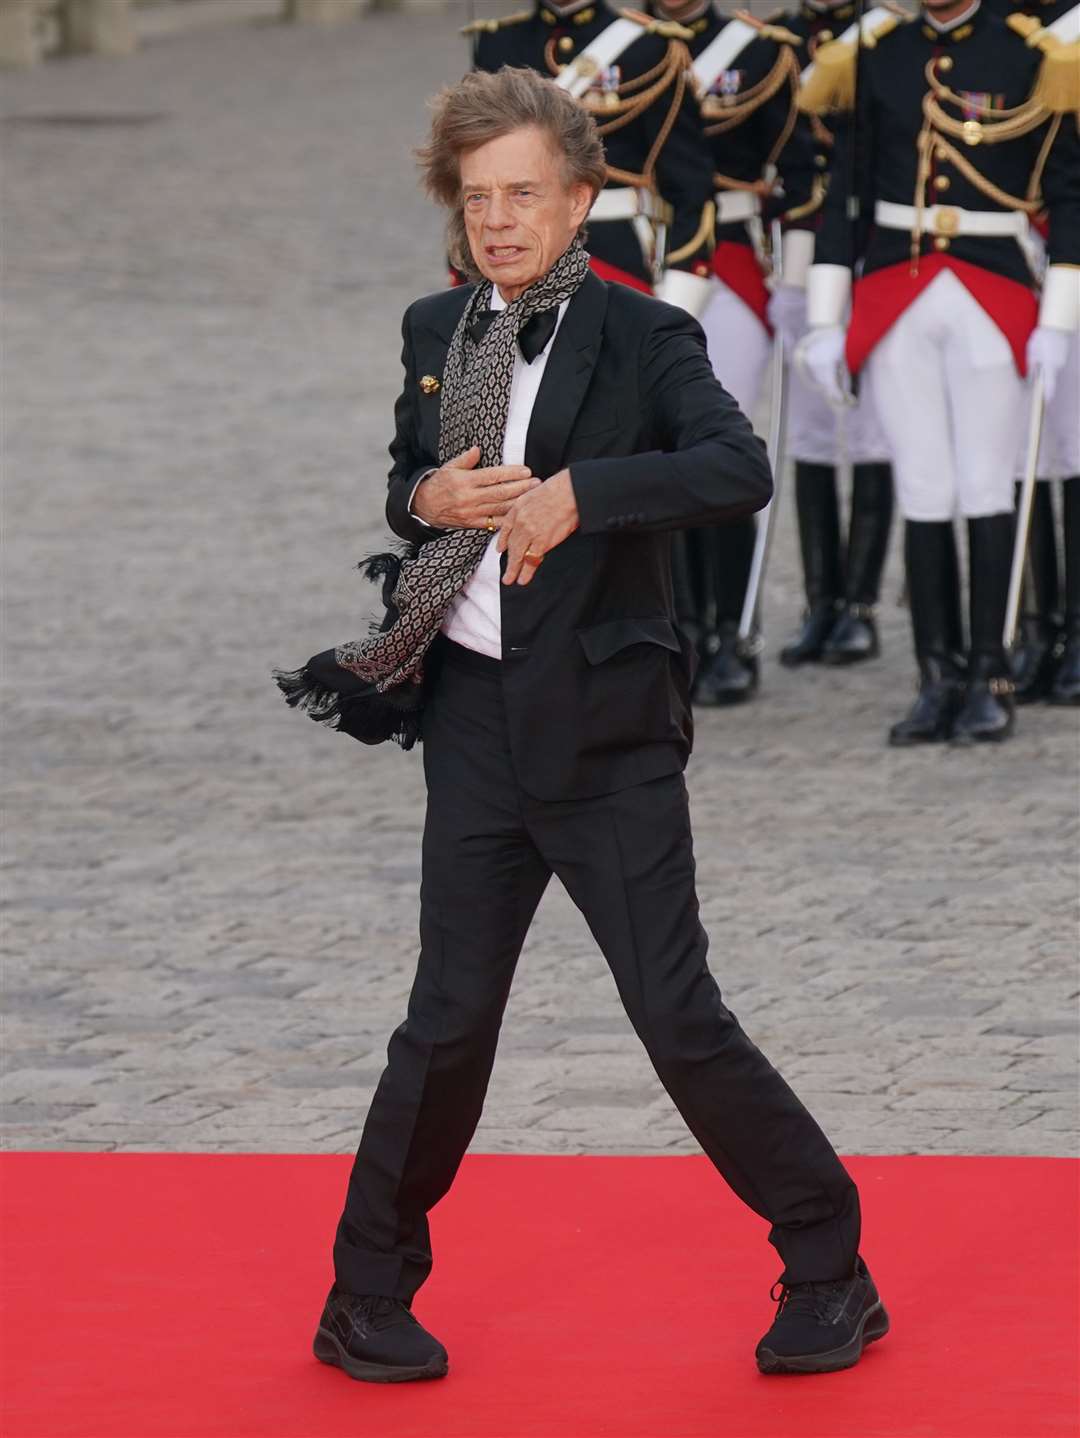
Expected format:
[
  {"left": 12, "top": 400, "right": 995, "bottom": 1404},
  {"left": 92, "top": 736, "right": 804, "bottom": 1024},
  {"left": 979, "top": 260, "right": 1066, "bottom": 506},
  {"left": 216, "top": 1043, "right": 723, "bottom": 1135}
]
[{"left": 2, "top": 1153, "right": 1076, "bottom": 1438}]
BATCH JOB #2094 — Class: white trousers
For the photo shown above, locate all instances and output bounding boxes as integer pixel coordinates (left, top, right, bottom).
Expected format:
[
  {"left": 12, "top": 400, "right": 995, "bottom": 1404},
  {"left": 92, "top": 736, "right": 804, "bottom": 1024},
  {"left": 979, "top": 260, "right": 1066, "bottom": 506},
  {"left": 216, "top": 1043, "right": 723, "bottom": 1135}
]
[
  {"left": 866, "top": 269, "right": 1025, "bottom": 521},
  {"left": 698, "top": 281, "right": 772, "bottom": 417}
]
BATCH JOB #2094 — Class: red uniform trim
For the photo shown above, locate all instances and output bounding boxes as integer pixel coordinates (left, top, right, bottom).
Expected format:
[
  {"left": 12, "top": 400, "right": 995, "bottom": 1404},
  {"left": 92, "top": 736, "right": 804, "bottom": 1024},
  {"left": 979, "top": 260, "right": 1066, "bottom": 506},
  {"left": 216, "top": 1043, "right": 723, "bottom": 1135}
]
[
  {"left": 711, "top": 241, "right": 772, "bottom": 333},
  {"left": 846, "top": 256, "right": 1038, "bottom": 377},
  {"left": 589, "top": 257, "right": 653, "bottom": 293}
]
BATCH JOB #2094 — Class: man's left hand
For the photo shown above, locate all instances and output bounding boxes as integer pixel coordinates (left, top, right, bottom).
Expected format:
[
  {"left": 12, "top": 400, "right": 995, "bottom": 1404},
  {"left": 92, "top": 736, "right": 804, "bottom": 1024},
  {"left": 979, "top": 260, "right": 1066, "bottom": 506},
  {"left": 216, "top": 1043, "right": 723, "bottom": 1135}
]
[{"left": 497, "top": 469, "right": 579, "bottom": 585}]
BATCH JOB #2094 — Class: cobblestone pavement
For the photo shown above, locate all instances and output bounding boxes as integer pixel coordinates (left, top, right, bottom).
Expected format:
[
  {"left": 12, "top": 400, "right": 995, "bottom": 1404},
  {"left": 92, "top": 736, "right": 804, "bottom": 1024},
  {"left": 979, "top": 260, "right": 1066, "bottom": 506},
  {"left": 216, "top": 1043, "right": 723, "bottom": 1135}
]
[{"left": 3, "top": 7, "right": 1077, "bottom": 1161}]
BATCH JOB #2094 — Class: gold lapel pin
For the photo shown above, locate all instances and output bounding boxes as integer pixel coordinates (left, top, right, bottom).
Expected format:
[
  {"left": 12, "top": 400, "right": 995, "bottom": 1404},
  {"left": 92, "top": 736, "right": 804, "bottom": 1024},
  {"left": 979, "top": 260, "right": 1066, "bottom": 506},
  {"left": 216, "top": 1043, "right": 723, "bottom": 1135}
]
[{"left": 419, "top": 374, "right": 440, "bottom": 395}]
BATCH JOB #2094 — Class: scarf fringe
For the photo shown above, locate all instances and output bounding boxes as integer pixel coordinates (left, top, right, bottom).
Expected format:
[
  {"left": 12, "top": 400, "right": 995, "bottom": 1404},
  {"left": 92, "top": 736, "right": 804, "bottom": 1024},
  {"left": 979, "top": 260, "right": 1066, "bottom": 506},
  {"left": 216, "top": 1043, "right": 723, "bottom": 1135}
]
[
  {"left": 272, "top": 665, "right": 422, "bottom": 750},
  {"left": 358, "top": 544, "right": 417, "bottom": 631},
  {"left": 272, "top": 667, "right": 343, "bottom": 725}
]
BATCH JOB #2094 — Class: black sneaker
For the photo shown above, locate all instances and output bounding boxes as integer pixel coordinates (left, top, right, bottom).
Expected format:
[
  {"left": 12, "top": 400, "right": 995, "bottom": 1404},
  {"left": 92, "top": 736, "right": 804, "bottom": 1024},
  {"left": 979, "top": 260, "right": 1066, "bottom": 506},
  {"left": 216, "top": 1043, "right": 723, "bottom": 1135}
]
[
  {"left": 755, "top": 1257, "right": 889, "bottom": 1374},
  {"left": 313, "top": 1286, "right": 449, "bottom": 1383}
]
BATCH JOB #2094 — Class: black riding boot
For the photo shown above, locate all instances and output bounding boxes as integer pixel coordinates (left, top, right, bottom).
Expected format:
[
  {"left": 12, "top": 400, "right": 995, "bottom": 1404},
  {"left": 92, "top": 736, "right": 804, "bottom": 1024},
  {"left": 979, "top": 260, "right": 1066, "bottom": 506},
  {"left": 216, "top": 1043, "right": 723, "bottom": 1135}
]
[
  {"left": 1051, "top": 478, "right": 1080, "bottom": 704},
  {"left": 1010, "top": 481, "right": 1061, "bottom": 703},
  {"left": 695, "top": 516, "right": 759, "bottom": 705},
  {"left": 889, "top": 521, "right": 966, "bottom": 746},
  {"left": 781, "top": 462, "right": 844, "bottom": 666},
  {"left": 952, "top": 513, "right": 1016, "bottom": 744},
  {"left": 823, "top": 463, "right": 894, "bottom": 664}
]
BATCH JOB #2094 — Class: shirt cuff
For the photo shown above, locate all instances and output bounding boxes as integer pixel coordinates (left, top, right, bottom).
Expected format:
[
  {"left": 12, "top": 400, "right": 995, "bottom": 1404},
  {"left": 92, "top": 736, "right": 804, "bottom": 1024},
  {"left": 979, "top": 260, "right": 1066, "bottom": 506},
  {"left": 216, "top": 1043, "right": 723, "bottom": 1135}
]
[{"left": 408, "top": 468, "right": 438, "bottom": 528}]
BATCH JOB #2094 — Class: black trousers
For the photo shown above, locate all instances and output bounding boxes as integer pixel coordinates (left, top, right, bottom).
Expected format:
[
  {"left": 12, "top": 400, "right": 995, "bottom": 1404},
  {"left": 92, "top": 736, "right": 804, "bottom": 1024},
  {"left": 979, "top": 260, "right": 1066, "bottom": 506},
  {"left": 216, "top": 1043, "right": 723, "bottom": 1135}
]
[{"left": 333, "top": 640, "right": 860, "bottom": 1301}]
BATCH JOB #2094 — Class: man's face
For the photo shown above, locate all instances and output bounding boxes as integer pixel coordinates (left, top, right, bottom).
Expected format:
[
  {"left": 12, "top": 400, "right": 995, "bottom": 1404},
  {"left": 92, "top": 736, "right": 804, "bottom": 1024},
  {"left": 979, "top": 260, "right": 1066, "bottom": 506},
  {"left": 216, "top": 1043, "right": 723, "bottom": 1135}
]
[{"left": 461, "top": 126, "right": 593, "bottom": 301}]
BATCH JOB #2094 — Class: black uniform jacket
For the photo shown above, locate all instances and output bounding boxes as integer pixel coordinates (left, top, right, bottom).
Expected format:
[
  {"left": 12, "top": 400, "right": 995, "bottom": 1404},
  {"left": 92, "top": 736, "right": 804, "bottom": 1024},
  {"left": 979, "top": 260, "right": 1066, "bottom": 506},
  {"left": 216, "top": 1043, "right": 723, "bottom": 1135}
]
[
  {"left": 385, "top": 272, "right": 773, "bottom": 802},
  {"left": 781, "top": 2, "right": 859, "bottom": 181},
  {"left": 473, "top": 4, "right": 714, "bottom": 283},
  {"left": 814, "top": 8, "right": 1080, "bottom": 283},
  {"left": 685, "top": 8, "right": 819, "bottom": 243}
]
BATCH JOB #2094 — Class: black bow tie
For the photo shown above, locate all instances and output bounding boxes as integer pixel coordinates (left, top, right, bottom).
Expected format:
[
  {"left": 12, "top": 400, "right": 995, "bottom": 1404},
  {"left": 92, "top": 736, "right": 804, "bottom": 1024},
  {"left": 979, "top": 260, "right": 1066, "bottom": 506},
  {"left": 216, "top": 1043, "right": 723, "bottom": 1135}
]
[{"left": 470, "top": 306, "right": 559, "bottom": 364}]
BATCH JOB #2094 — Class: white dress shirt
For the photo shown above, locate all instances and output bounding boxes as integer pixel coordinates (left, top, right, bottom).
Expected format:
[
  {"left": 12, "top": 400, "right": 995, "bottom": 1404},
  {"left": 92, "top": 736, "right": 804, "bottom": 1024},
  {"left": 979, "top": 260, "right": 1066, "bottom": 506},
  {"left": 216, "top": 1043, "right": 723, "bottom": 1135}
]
[{"left": 411, "top": 288, "right": 568, "bottom": 659}]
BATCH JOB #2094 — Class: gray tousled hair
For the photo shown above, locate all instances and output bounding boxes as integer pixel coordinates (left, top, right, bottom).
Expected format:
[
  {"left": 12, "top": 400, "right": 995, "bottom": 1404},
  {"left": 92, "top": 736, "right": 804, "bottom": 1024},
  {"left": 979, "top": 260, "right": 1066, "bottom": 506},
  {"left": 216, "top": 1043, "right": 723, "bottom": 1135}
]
[{"left": 416, "top": 66, "right": 607, "bottom": 281}]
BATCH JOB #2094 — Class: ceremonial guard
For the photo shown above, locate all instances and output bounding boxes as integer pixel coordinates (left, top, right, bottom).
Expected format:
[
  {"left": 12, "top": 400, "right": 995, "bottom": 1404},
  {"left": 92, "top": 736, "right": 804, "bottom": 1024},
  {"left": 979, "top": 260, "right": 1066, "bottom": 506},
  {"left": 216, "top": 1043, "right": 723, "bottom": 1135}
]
[
  {"left": 649, "top": 0, "right": 823, "bottom": 702},
  {"left": 987, "top": 0, "right": 1080, "bottom": 706},
  {"left": 775, "top": 0, "right": 896, "bottom": 671},
  {"left": 467, "top": 1, "right": 716, "bottom": 297},
  {"left": 798, "top": 0, "right": 1080, "bottom": 744}
]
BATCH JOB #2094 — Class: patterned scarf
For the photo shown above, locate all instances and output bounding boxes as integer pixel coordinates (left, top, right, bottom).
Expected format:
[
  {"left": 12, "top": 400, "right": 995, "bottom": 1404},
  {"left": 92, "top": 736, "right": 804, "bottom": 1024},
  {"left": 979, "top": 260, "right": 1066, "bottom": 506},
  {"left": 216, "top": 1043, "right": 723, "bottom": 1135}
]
[{"left": 274, "top": 238, "right": 591, "bottom": 748}]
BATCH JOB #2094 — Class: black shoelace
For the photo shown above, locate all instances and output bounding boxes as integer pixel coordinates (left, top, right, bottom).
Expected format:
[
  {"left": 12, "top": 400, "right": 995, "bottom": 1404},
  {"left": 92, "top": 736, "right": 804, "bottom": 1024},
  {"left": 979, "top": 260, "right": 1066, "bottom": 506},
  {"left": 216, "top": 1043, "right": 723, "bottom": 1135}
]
[
  {"left": 770, "top": 1278, "right": 850, "bottom": 1323},
  {"left": 355, "top": 1295, "right": 415, "bottom": 1331}
]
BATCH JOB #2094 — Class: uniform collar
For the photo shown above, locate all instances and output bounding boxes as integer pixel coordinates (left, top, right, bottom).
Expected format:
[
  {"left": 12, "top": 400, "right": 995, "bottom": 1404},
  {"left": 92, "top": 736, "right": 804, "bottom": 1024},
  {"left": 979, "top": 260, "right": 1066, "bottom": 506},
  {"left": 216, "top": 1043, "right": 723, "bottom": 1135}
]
[
  {"left": 539, "top": 0, "right": 604, "bottom": 23},
  {"left": 801, "top": 0, "right": 855, "bottom": 20},
  {"left": 921, "top": 0, "right": 982, "bottom": 40},
  {"left": 649, "top": 0, "right": 711, "bottom": 25}
]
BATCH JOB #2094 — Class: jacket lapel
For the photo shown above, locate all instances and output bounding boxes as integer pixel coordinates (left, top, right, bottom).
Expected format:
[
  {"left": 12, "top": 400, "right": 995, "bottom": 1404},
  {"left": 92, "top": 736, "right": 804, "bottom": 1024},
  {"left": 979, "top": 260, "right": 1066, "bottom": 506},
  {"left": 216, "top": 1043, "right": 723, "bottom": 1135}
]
[
  {"left": 415, "top": 286, "right": 474, "bottom": 459},
  {"left": 524, "top": 271, "right": 608, "bottom": 480}
]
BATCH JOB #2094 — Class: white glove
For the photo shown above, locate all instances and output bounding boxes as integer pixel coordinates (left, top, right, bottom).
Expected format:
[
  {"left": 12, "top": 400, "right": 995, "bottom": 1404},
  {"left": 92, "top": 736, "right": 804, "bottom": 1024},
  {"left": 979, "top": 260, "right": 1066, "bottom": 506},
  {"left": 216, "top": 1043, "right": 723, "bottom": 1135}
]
[
  {"left": 1026, "top": 326, "right": 1071, "bottom": 407},
  {"left": 767, "top": 284, "right": 807, "bottom": 352},
  {"left": 794, "top": 325, "right": 852, "bottom": 410}
]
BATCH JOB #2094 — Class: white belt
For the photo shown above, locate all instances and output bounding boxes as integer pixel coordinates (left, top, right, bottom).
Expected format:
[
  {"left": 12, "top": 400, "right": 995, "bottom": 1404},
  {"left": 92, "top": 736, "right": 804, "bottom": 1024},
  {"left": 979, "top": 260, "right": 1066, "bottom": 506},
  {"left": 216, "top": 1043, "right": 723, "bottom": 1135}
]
[
  {"left": 716, "top": 191, "right": 761, "bottom": 225},
  {"left": 875, "top": 200, "right": 1028, "bottom": 240},
  {"left": 589, "top": 187, "right": 664, "bottom": 223}
]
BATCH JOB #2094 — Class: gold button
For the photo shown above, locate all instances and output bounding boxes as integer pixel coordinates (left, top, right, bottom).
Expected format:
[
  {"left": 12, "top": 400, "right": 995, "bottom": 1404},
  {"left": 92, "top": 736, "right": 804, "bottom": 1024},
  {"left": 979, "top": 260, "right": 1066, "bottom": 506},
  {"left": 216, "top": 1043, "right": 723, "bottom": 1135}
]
[
  {"left": 558, "top": 34, "right": 573, "bottom": 52},
  {"left": 933, "top": 236, "right": 950, "bottom": 251},
  {"left": 937, "top": 54, "right": 953, "bottom": 71},
  {"left": 962, "top": 119, "right": 983, "bottom": 146},
  {"left": 815, "top": 153, "right": 828, "bottom": 168},
  {"left": 419, "top": 374, "right": 440, "bottom": 394},
  {"left": 934, "top": 174, "right": 950, "bottom": 191}
]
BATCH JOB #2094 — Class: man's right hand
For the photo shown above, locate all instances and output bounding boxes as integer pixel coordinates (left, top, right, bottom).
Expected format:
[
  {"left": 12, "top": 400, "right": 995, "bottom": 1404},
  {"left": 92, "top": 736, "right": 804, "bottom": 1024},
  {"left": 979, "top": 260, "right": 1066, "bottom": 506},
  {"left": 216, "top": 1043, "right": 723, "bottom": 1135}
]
[{"left": 411, "top": 446, "right": 540, "bottom": 529}]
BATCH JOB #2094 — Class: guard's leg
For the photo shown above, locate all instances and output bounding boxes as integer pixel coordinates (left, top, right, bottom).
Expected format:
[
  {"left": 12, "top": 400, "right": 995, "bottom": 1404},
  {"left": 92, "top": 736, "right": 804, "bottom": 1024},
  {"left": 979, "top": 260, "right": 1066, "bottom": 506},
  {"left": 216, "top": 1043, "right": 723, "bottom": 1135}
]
[
  {"left": 887, "top": 520, "right": 966, "bottom": 745},
  {"left": 1050, "top": 477, "right": 1080, "bottom": 704},
  {"left": 865, "top": 281, "right": 963, "bottom": 742},
  {"left": 780, "top": 461, "right": 845, "bottom": 665},
  {"left": 946, "top": 321, "right": 1025, "bottom": 745},
  {"left": 694, "top": 283, "right": 772, "bottom": 704},
  {"left": 821, "top": 462, "right": 894, "bottom": 665},
  {"left": 529, "top": 775, "right": 860, "bottom": 1283},
  {"left": 951, "top": 512, "right": 1016, "bottom": 743},
  {"left": 333, "top": 646, "right": 551, "bottom": 1301},
  {"left": 1010, "top": 480, "right": 1061, "bottom": 703},
  {"left": 782, "top": 356, "right": 846, "bottom": 664}
]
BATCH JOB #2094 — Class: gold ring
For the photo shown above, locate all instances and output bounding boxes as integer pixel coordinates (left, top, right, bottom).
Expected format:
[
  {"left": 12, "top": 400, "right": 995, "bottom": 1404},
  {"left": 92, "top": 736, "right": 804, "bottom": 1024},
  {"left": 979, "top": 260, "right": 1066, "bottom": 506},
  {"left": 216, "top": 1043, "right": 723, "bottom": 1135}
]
[
  {"left": 523, "top": 548, "right": 543, "bottom": 565},
  {"left": 485, "top": 516, "right": 496, "bottom": 533}
]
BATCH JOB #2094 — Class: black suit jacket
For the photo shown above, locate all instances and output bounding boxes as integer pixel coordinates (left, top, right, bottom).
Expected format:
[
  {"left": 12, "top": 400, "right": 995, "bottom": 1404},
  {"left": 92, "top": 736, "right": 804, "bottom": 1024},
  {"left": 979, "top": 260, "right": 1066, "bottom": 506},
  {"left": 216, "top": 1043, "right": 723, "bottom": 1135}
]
[{"left": 386, "top": 272, "right": 772, "bottom": 802}]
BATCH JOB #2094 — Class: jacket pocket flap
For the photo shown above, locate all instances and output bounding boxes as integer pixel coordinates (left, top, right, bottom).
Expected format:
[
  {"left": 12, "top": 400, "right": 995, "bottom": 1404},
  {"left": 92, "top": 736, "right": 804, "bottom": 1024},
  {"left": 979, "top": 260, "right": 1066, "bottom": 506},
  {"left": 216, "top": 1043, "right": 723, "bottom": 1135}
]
[{"left": 577, "top": 616, "right": 681, "bottom": 665}]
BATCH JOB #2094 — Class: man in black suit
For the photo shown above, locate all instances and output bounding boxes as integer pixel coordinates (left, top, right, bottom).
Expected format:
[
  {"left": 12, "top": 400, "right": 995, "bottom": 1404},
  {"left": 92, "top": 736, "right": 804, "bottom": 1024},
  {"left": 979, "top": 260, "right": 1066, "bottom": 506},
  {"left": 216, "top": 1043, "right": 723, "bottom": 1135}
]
[{"left": 313, "top": 66, "right": 887, "bottom": 1387}]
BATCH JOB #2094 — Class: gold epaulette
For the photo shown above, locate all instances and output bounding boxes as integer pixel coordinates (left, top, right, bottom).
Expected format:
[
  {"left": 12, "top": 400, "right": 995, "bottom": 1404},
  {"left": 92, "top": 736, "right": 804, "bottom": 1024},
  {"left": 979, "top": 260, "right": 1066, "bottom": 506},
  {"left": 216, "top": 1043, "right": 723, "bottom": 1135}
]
[
  {"left": 620, "top": 8, "right": 695, "bottom": 40},
  {"left": 732, "top": 8, "right": 803, "bottom": 47},
  {"left": 798, "top": 12, "right": 904, "bottom": 113},
  {"left": 461, "top": 8, "right": 531, "bottom": 34},
  {"left": 1007, "top": 12, "right": 1080, "bottom": 112}
]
